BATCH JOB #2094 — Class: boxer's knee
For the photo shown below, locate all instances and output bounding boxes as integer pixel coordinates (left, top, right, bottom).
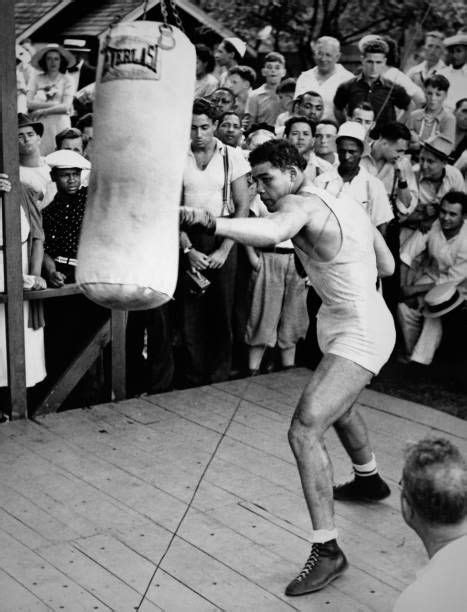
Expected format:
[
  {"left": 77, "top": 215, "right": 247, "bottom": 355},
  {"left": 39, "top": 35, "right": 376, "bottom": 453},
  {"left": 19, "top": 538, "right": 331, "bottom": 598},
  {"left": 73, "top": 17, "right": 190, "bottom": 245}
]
[{"left": 288, "top": 398, "right": 326, "bottom": 455}]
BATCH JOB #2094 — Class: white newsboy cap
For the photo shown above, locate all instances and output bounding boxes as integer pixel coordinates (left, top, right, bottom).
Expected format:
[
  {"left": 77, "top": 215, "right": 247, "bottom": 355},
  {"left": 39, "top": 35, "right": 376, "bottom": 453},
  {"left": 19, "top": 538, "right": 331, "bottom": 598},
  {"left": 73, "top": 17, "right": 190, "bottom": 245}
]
[
  {"left": 46, "top": 150, "right": 91, "bottom": 170},
  {"left": 336, "top": 121, "right": 366, "bottom": 144}
]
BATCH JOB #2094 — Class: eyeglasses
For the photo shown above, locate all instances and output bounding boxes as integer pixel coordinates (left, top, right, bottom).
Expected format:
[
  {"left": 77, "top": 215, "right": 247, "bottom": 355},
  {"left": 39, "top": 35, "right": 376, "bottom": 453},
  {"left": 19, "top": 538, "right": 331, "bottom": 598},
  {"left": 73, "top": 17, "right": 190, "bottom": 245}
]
[{"left": 212, "top": 97, "right": 232, "bottom": 104}]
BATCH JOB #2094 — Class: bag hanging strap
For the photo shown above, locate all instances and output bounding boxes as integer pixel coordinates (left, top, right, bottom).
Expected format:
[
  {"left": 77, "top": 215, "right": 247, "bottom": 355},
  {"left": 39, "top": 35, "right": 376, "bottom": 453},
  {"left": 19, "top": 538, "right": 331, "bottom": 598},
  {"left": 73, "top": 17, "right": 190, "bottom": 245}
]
[{"left": 222, "top": 147, "right": 233, "bottom": 216}]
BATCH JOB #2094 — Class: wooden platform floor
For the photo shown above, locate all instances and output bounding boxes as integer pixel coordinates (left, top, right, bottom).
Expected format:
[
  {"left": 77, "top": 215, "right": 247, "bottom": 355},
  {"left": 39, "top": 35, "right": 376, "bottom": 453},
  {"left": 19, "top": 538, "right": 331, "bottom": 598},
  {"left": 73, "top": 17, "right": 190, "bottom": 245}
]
[{"left": 1, "top": 368, "right": 466, "bottom": 611}]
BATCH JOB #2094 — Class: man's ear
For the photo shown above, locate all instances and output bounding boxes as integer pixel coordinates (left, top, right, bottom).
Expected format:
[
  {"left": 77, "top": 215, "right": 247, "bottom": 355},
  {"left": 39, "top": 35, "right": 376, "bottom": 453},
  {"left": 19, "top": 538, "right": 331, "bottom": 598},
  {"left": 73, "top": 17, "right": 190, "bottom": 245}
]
[
  {"left": 288, "top": 165, "right": 299, "bottom": 181},
  {"left": 401, "top": 492, "right": 414, "bottom": 525}
]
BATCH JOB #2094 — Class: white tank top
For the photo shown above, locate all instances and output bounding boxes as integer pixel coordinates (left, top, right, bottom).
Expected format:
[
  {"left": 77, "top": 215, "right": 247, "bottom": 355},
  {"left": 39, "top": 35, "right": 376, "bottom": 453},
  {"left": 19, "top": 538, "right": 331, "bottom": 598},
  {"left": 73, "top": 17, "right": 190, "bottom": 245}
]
[{"left": 294, "top": 185, "right": 378, "bottom": 308}]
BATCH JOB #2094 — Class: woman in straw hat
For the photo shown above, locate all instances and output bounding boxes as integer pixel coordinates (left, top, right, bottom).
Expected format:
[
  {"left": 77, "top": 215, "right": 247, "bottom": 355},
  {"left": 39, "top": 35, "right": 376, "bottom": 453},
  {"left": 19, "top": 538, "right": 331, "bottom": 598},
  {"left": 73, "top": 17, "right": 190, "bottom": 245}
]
[{"left": 27, "top": 43, "right": 76, "bottom": 155}]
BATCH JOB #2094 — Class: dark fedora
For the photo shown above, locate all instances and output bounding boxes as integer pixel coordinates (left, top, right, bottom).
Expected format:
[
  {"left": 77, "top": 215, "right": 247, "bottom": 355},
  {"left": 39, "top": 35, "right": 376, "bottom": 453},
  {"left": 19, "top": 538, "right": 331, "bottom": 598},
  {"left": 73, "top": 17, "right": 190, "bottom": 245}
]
[{"left": 18, "top": 113, "right": 44, "bottom": 137}]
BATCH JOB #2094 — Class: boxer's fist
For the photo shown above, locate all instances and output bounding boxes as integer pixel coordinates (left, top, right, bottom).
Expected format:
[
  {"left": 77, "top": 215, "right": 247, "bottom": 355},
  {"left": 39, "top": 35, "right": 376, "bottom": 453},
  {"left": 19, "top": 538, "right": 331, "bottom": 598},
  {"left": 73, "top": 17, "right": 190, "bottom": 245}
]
[{"left": 179, "top": 206, "right": 217, "bottom": 234}]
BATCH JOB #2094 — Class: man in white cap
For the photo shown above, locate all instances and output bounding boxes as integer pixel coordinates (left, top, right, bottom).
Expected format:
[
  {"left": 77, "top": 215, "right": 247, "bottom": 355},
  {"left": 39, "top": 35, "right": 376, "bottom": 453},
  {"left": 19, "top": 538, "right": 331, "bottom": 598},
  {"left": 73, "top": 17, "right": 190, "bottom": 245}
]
[
  {"left": 398, "top": 190, "right": 467, "bottom": 365},
  {"left": 42, "top": 149, "right": 90, "bottom": 287},
  {"left": 42, "top": 149, "right": 107, "bottom": 391},
  {"left": 315, "top": 121, "right": 393, "bottom": 236},
  {"left": 213, "top": 37, "right": 247, "bottom": 87},
  {"left": 295, "top": 36, "right": 353, "bottom": 121},
  {"left": 439, "top": 33, "right": 467, "bottom": 112}
]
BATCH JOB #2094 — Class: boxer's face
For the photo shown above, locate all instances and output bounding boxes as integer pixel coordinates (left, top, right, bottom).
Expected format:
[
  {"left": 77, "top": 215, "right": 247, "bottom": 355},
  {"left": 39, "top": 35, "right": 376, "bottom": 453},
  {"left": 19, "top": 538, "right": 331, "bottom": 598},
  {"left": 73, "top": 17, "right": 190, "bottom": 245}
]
[{"left": 252, "top": 161, "right": 293, "bottom": 211}]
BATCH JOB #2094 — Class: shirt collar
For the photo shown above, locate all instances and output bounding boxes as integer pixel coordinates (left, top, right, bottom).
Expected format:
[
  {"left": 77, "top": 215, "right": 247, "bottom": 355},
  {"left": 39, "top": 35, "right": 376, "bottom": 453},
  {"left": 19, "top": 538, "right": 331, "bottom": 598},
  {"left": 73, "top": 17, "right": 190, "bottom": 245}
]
[{"left": 356, "top": 72, "right": 385, "bottom": 86}]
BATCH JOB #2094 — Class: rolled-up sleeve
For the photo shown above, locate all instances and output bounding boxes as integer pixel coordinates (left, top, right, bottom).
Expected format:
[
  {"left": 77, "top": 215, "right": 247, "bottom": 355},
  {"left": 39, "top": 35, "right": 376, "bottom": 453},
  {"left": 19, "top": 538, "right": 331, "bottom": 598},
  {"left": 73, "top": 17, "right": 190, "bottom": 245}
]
[{"left": 400, "top": 229, "right": 428, "bottom": 268}]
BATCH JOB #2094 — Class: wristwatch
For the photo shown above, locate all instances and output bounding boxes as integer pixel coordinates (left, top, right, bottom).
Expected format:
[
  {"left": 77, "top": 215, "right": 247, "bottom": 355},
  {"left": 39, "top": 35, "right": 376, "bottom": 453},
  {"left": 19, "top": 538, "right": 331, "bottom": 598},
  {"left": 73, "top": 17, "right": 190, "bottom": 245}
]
[{"left": 183, "top": 245, "right": 193, "bottom": 255}]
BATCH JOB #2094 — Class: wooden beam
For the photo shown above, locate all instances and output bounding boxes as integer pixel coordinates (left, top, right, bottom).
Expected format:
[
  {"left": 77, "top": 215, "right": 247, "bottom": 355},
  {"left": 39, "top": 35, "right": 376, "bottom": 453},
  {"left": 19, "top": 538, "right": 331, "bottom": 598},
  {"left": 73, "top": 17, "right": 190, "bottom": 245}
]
[
  {"left": 111, "top": 310, "right": 127, "bottom": 402},
  {"left": 0, "top": 0, "right": 27, "bottom": 418},
  {"left": 0, "top": 284, "right": 83, "bottom": 303},
  {"left": 34, "top": 320, "right": 111, "bottom": 416},
  {"left": 24, "top": 284, "right": 82, "bottom": 301}
]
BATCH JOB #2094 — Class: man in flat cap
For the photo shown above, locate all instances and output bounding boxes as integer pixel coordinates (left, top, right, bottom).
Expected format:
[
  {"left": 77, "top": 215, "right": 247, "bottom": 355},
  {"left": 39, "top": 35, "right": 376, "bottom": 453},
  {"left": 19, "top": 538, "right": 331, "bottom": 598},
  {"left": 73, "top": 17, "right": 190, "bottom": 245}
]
[{"left": 42, "top": 150, "right": 106, "bottom": 397}]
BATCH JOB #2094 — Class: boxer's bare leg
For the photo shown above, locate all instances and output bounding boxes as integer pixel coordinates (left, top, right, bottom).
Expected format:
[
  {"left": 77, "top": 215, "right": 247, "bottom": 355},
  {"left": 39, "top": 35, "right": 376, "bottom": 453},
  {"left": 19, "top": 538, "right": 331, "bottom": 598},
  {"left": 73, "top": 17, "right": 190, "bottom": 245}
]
[{"left": 288, "top": 353, "right": 373, "bottom": 531}]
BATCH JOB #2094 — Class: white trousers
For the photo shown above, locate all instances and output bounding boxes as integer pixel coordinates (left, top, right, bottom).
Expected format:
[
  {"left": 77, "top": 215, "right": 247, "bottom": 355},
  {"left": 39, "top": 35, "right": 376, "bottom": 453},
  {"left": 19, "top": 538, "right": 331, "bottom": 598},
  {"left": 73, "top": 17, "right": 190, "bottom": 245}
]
[{"left": 397, "top": 302, "right": 442, "bottom": 365}]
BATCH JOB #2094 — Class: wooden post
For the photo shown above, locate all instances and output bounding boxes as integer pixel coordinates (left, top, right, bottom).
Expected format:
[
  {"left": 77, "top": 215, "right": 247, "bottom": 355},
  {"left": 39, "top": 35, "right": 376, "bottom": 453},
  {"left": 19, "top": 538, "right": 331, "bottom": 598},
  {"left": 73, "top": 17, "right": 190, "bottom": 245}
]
[
  {"left": 111, "top": 310, "right": 127, "bottom": 401},
  {"left": 0, "top": 0, "right": 28, "bottom": 418}
]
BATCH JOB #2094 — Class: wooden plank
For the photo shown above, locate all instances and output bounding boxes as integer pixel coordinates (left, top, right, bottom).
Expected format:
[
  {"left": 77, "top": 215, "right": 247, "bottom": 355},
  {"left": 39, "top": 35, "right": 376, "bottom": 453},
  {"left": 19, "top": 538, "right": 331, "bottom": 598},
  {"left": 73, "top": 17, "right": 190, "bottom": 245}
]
[
  {"left": 0, "top": 568, "right": 51, "bottom": 611},
  {"left": 360, "top": 388, "right": 467, "bottom": 439},
  {"left": 73, "top": 533, "right": 221, "bottom": 611},
  {"left": 37, "top": 542, "right": 161, "bottom": 612},
  {"left": 0, "top": 0, "right": 27, "bottom": 418},
  {"left": 110, "top": 309, "right": 127, "bottom": 401},
  {"left": 0, "top": 530, "right": 110, "bottom": 611},
  {"left": 24, "top": 283, "right": 82, "bottom": 300},
  {"left": 34, "top": 320, "right": 111, "bottom": 415}
]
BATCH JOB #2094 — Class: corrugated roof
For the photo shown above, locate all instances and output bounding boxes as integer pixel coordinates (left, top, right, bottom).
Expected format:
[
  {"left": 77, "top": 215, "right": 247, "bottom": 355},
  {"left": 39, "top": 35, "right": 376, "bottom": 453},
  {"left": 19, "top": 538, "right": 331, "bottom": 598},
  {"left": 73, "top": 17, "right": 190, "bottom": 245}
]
[
  {"left": 60, "top": 0, "right": 144, "bottom": 36},
  {"left": 15, "top": 0, "right": 72, "bottom": 38}
]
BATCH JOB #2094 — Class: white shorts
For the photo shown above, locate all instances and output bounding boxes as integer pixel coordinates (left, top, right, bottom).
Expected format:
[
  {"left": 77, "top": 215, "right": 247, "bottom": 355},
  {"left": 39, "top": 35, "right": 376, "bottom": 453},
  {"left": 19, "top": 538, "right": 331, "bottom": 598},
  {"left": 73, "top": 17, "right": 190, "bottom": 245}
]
[{"left": 317, "top": 294, "right": 395, "bottom": 374}]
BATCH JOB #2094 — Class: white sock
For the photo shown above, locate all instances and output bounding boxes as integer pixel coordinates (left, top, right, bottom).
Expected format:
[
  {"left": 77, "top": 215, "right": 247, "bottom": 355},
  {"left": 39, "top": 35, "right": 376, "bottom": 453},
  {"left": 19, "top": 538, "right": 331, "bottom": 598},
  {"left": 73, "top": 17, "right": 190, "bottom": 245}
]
[
  {"left": 312, "top": 528, "right": 338, "bottom": 543},
  {"left": 353, "top": 453, "right": 377, "bottom": 477}
]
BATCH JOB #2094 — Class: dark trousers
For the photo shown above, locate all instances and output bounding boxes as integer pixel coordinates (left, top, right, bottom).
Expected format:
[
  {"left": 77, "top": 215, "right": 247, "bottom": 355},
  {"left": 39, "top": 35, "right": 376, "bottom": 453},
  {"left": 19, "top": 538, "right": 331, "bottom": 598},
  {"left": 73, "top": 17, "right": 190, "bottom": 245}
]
[
  {"left": 126, "top": 303, "right": 174, "bottom": 395},
  {"left": 44, "top": 294, "right": 108, "bottom": 408},
  {"left": 382, "top": 219, "right": 401, "bottom": 317},
  {"left": 178, "top": 234, "right": 237, "bottom": 386}
]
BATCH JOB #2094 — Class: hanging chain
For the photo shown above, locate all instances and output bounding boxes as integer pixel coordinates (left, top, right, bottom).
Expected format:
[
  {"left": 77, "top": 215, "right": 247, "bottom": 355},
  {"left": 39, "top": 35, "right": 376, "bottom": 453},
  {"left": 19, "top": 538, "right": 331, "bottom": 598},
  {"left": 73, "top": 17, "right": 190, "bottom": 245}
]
[
  {"left": 160, "top": 0, "right": 169, "bottom": 26},
  {"left": 160, "top": 0, "right": 185, "bottom": 32},
  {"left": 168, "top": 0, "right": 185, "bottom": 33}
]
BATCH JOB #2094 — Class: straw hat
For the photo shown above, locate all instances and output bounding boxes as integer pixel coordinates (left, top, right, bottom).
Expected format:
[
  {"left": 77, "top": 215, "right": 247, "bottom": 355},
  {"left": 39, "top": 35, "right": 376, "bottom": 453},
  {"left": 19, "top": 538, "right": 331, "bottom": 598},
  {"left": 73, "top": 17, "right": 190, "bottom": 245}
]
[
  {"left": 421, "top": 135, "right": 454, "bottom": 162},
  {"left": 31, "top": 43, "right": 76, "bottom": 71},
  {"left": 423, "top": 282, "right": 465, "bottom": 318}
]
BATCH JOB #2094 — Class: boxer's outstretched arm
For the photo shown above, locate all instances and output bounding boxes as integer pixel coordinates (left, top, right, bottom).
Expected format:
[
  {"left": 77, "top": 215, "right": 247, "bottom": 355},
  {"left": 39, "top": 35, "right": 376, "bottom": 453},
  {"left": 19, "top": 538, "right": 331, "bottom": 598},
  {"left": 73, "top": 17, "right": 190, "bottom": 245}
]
[{"left": 216, "top": 207, "right": 308, "bottom": 247}]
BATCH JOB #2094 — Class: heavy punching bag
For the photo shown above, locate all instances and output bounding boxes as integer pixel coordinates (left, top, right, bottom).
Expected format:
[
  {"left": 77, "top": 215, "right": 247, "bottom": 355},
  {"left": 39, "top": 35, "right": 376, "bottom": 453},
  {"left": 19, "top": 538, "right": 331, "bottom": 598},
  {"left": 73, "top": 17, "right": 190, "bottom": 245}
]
[{"left": 76, "top": 21, "right": 195, "bottom": 310}]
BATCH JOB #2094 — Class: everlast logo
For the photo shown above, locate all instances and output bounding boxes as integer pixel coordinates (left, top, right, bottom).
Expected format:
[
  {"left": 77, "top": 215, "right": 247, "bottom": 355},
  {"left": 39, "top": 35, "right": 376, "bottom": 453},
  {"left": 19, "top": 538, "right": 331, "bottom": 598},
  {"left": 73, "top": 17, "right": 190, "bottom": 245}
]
[{"left": 102, "top": 36, "right": 161, "bottom": 81}]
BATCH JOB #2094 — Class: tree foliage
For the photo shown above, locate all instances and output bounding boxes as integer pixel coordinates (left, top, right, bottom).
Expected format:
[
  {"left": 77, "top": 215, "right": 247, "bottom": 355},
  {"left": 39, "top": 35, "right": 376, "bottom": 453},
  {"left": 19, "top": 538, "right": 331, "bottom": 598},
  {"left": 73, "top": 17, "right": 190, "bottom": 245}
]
[{"left": 194, "top": 0, "right": 465, "bottom": 54}]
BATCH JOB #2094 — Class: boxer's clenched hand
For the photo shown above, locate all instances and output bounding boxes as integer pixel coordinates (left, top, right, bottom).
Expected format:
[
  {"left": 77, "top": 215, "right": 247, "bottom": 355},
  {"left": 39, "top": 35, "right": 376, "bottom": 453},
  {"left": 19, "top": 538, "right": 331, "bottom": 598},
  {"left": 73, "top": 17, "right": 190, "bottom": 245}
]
[{"left": 179, "top": 207, "right": 217, "bottom": 234}]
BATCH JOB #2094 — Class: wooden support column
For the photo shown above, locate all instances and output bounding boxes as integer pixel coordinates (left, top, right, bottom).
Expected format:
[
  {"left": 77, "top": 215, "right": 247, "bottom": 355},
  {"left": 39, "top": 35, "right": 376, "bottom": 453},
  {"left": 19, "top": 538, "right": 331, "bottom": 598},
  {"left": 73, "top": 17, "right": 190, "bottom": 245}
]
[
  {"left": 0, "top": 0, "right": 27, "bottom": 418},
  {"left": 111, "top": 310, "right": 127, "bottom": 401}
]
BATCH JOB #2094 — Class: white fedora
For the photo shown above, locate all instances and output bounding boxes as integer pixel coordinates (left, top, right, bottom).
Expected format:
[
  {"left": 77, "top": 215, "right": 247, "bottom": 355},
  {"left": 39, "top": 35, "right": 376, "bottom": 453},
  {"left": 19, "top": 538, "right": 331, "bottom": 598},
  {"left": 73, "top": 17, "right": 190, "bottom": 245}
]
[{"left": 423, "top": 282, "right": 465, "bottom": 318}]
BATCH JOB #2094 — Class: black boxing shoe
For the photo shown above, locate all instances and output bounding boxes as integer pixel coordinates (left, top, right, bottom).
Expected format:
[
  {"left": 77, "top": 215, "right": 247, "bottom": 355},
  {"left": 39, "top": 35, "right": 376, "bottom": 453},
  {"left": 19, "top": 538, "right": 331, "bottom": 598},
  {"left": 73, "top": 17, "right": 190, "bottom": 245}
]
[
  {"left": 333, "top": 473, "right": 391, "bottom": 502},
  {"left": 285, "top": 540, "right": 348, "bottom": 597}
]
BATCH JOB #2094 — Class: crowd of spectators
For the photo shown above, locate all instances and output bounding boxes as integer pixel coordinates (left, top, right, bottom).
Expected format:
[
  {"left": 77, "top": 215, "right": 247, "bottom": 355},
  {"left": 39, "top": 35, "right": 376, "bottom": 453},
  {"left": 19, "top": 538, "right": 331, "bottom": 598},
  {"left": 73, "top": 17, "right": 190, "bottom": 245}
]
[{"left": 2, "top": 27, "right": 467, "bottom": 410}]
